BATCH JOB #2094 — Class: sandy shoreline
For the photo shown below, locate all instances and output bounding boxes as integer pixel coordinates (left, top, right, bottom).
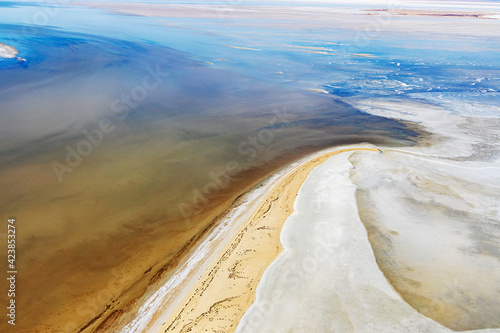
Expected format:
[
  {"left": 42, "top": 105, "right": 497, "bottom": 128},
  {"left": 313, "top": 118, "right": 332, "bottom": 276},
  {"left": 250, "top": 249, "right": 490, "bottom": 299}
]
[
  {"left": 124, "top": 98, "right": 500, "bottom": 333},
  {"left": 116, "top": 145, "right": 379, "bottom": 333},
  {"left": 3, "top": 1, "right": 497, "bottom": 331}
]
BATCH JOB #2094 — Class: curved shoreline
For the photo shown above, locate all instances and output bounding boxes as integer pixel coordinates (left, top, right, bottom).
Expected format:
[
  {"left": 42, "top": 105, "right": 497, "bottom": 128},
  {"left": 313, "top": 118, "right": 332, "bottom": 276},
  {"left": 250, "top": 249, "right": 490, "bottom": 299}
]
[
  {"left": 238, "top": 146, "right": 500, "bottom": 333},
  {"left": 127, "top": 99, "right": 500, "bottom": 333},
  {"left": 115, "top": 145, "right": 380, "bottom": 333}
]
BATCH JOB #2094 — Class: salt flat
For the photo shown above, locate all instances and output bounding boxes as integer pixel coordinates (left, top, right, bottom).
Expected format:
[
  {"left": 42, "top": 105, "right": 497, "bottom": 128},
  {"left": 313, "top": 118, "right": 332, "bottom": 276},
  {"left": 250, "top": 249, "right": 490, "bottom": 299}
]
[
  {"left": 1, "top": 0, "right": 499, "bottom": 331},
  {"left": 237, "top": 96, "right": 500, "bottom": 332}
]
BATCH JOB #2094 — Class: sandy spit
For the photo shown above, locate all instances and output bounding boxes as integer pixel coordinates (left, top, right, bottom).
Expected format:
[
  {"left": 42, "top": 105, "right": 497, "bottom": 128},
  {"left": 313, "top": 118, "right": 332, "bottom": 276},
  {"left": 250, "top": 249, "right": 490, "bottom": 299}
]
[{"left": 144, "top": 146, "right": 379, "bottom": 333}]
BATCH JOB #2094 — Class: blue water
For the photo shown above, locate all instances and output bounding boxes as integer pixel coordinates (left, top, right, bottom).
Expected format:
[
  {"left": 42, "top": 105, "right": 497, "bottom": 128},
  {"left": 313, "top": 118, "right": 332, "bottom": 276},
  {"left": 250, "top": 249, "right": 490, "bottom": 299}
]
[
  {"left": 2, "top": 2, "right": 499, "bottom": 109},
  {"left": 1, "top": 2, "right": 500, "bottom": 332}
]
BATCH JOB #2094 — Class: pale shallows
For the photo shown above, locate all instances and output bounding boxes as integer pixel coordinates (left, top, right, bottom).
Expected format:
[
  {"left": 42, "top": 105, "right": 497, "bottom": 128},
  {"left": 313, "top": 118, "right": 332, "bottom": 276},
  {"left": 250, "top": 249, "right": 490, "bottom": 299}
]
[
  {"left": 0, "top": 0, "right": 499, "bottom": 332},
  {"left": 237, "top": 147, "right": 500, "bottom": 333}
]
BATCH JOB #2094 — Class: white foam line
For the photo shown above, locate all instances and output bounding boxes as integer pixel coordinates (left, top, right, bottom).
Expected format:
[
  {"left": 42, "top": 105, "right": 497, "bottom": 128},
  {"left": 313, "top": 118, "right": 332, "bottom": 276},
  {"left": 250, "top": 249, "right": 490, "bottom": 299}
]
[
  {"left": 383, "top": 148, "right": 500, "bottom": 169},
  {"left": 121, "top": 200, "right": 261, "bottom": 333}
]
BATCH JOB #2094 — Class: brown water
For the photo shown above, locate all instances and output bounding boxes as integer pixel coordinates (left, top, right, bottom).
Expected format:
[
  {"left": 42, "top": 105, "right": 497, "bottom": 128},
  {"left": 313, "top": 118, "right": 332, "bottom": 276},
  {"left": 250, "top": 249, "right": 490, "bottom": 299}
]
[{"left": 0, "top": 17, "right": 421, "bottom": 333}]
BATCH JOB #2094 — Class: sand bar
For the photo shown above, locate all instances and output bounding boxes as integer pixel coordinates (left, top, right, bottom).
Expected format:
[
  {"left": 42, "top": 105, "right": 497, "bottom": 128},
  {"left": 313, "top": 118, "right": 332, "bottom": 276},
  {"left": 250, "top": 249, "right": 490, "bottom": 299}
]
[
  {"left": 239, "top": 147, "right": 500, "bottom": 332},
  {"left": 144, "top": 97, "right": 500, "bottom": 332},
  {"left": 115, "top": 145, "right": 379, "bottom": 333}
]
